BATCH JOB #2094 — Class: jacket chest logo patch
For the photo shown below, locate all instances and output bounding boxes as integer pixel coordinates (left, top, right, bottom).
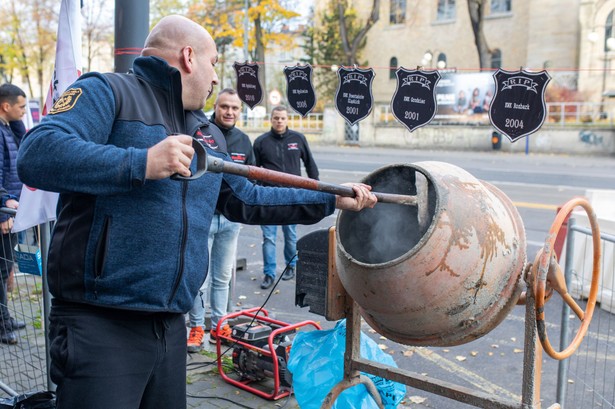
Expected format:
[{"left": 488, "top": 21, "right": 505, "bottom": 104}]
[
  {"left": 287, "top": 143, "right": 299, "bottom": 151},
  {"left": 231, "top": 153, "right": 246, "bottom": 163},
  {"left": 49, "top": 88, "right": 83, "bottom": 114},
  {"left": 196, "top": 130, "right": 218, "bottom": 150}
]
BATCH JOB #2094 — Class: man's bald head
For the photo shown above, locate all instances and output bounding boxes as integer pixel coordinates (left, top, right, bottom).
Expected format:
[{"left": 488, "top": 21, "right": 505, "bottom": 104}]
[
  {"left": 140, "top": 15, "right": 220, "bottom": 110},
  {"left": 142, "top": 15, "right": 211, "bottom": 61}
]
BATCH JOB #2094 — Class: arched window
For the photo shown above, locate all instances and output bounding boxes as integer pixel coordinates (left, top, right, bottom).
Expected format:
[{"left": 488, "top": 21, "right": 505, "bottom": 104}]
[
  {"left": 491, "top": 49, "right": 502, "bottom": 68},
  {"left": 390, "top": 57, "right": 398, "bottom": 79},
  {"left": 605, "top": 10, "right": 615, "bottom": 52},
  {"left": 436, "top": 53, "right": 447, "bottom": 69}
]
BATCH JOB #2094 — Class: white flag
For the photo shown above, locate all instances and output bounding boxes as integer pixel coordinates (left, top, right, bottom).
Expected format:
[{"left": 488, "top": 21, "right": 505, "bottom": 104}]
[
  {"left": 13, "top": 0, "right": 82, "bottom": 233},
  {"left": 22, "top": 100, "right": 34, "bottom": 130}
]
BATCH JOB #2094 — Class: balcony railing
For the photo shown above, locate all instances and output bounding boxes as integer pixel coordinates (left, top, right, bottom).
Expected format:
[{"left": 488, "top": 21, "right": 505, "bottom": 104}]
[{"left": 237, "top": 102, "right": 615, "bottom": 131}]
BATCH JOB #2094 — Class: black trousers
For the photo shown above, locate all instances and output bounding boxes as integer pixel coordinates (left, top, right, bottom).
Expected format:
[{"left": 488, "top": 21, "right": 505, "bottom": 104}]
[{"left": 49, "top": 303, "right": 187, "bottom": 409}]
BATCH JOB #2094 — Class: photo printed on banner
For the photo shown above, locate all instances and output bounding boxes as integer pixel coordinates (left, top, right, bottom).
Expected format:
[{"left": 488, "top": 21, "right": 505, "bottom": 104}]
[
  {"left": 284, "top": 64, "right": 316, "bottom": 117},
  {"left": 391, "top": 68, "right": 441, "bottom": 132},
  {"left": 233, "top": 62, "right": 263, "bottom": 109},
  {"left": 335, "top": 66, "right": 375, "bottom": 125},
  {"left": 489, "top": 69, "right": 551, "bottom": 142}
]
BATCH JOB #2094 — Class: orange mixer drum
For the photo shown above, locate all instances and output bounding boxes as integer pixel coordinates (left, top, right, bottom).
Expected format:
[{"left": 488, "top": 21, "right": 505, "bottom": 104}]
[{"left": 335, "top": 161, "right": 527, "bottom": 346}]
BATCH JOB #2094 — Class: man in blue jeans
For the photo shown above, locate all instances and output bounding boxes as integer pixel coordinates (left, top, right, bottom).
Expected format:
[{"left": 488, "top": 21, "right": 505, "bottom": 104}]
[
  {"left": 253, "top": 105, "right": 320, "bottom": 289},
  {"left": 187, "top": 89, "right": 255, "bottom": 352}
]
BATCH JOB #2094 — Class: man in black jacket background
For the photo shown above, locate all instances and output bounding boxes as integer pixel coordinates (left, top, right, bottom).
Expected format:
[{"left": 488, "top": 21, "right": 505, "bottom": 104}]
[{"left": 253, "top": 105, "right": 320, "bottom": 289}]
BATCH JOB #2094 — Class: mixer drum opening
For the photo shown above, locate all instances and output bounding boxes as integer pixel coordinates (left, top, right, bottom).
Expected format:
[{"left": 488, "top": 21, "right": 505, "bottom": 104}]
[
  {"left": 335, "top": 162, "right": 526, "bottom": 346},
  {"left": 337, "top": 165, "right": 436, "bottom": 264}
]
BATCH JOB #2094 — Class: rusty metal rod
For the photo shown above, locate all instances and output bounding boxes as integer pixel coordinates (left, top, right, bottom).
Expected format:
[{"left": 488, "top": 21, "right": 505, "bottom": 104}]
[{"left": 206, "top": 155, "right": 417, "bottom": 206}]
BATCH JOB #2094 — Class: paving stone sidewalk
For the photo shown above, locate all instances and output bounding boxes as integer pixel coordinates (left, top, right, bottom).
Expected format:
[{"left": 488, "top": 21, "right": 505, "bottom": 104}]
[{"left": 186, "top": 342, "right": 300, "bottom": 409}]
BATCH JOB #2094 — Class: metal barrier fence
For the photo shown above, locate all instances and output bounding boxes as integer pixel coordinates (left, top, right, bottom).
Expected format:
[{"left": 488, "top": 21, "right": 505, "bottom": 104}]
[
  {"left": 217, "top": 103, "right": 614, "bottom": 131},
  {"left": 557, "top": 217, "right": 615, "bottom": 408},
  {"left": 0, "top": 208, "right": 49, "bottom": 399},
  {"left": 237, "top": 112, "right": 323, "bottom": 131}
]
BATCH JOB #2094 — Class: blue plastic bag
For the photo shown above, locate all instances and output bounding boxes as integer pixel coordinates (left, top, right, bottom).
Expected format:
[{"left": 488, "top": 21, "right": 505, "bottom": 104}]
[{"left": 288, "top": 319, "right": 406, "bottom": 409}]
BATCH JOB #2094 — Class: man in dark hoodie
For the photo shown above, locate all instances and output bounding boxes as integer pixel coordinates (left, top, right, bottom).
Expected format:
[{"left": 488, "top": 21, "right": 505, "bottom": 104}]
[{"left": 253, "top": 105, "right": 320, "bottom": 289}]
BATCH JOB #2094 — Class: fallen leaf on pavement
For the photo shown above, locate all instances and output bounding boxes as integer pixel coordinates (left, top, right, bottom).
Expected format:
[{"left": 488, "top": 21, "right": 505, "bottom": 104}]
[{"left": 408, "top": 396, "right": 427, "bottom": 404}]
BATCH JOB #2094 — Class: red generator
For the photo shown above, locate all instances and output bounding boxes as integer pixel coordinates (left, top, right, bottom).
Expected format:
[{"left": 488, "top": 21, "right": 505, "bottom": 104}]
[{"left": 214, "top": 307, "right": 321, "bottom": 400}]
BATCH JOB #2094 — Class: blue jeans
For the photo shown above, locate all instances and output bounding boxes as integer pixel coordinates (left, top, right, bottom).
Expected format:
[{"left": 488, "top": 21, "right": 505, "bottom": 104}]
[
  {"left": 189, "top": 214, "right": 241, "bottom": 329},
  {"left": 261, "top": 224, "right": 297, "bottom": 278}
]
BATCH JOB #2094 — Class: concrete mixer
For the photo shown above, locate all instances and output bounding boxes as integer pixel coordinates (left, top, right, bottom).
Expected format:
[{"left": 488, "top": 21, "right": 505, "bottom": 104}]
[{"left": 198, "top": 145, "right": 601, "bottom": 409}]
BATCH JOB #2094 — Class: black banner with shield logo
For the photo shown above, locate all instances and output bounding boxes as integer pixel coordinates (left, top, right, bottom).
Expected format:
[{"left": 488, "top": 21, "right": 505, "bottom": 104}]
[
  {"left": 335, "top": 66, "right": 375, "bottom": 125},
  {"left": 489, "top": 69, "right": 551, "bottom": 142},
  {"left": 284, "top": 64, "right": 316, "bottom": 117},
  {"left": 233, "top": 62, "right": 263, "bottom": 109},
  {"left": 391, "top": 68, "right": 441, "bottom": 132}
]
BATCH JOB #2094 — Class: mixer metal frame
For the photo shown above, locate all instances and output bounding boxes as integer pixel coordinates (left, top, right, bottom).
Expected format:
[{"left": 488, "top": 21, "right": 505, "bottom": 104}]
[
  {"left": 320, "top": 227, "right": 562, "bottom": 409},
  {"left": 321, "top": 279, "right": 557, "bottom": 409}
]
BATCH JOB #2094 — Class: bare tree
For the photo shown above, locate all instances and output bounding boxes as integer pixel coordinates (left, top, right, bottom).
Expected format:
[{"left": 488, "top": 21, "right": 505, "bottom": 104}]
[
  {"left": 82, "top": 0, "right": 114, "bottom": 73},
  {"left": 467, "top": 0, "right": 491, "bottom": 69},
  {"left": 338, "top": 0, "right": 380, "bottom": 66},
  {"left": 2, "top": 0, "right": 57, "bottom": 101}
]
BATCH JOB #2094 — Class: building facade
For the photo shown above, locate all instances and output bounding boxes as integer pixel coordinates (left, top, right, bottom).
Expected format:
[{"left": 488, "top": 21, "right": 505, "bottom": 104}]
[{"left": 316, "top": 0, "right": 615, "bottom": 105}]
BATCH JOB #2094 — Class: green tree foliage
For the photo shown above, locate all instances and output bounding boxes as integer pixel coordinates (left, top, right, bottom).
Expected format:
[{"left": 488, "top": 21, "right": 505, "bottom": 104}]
[
  {"left": 150, "top": 0, "right": 187, "bottom": 27},
  {"left": 305, "top": 1, "right": 373, "bottom": 107}
]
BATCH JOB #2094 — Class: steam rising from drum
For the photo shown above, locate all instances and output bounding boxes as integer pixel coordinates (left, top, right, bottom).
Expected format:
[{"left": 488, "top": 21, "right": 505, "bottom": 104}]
[{"left": 338, "top": 166, "right": 435, "bottom": 264}]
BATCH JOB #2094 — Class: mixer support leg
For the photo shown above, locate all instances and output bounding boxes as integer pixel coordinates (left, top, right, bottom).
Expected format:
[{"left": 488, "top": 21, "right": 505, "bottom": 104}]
[
  {"left": 521, "top": 276, "right": 543, "bottom": 408},
  {"left": 320, "top": 300, "right": 384, "bottom": 409}
]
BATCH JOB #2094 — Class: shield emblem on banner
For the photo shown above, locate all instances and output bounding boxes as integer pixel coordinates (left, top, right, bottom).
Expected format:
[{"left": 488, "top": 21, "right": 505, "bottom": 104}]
[
  {"left": 233, "top": 62, "right": 263, "bottom": 109},
  {"left": 335, "top": 66, "right": 375, "bottom": 125},
  {"left": 489, "top": 69, "right": 551, "bottom": 142},
  {"left": 391, "top": 68, "right": 441, "bottom": 132},
  {"left": 284, "top": 64, "right": 316, "bottom": 117}
]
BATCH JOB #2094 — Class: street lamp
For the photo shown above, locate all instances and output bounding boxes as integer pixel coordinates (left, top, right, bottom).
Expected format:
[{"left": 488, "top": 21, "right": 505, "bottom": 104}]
[{"left": 421, "top": 50, "right": 447, "bottom": 69}]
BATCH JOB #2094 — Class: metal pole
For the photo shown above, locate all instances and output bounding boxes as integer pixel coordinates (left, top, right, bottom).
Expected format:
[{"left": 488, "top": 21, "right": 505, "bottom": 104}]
[
  {"left": 114, "top": 0, "right": 149, "bottom": 73},
  {"left": 243, "top": 0, "right": 250, "bottom": 61},
  {"left": 556, "top": 217, "right": 577, "bottom": 407},
  {"left": 242, "top": 0, "right": 250, "bottom": 124},
  {"left": 521, "top": 274, "right": 540, "bottom": 408},
  {"left": 40, "top": 222, "right": 54, "bottom": 392}
]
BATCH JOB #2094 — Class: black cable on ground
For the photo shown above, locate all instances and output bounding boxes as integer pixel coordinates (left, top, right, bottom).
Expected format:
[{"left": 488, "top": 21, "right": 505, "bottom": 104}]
[{"left": 185, "top": 393, "right": 255, "bottom": 409}]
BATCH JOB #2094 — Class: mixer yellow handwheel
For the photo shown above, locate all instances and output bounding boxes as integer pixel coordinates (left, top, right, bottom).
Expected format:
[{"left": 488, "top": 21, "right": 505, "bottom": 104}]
[{"left": 534, "top": 197, "right": 601, "bottom": 360}]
